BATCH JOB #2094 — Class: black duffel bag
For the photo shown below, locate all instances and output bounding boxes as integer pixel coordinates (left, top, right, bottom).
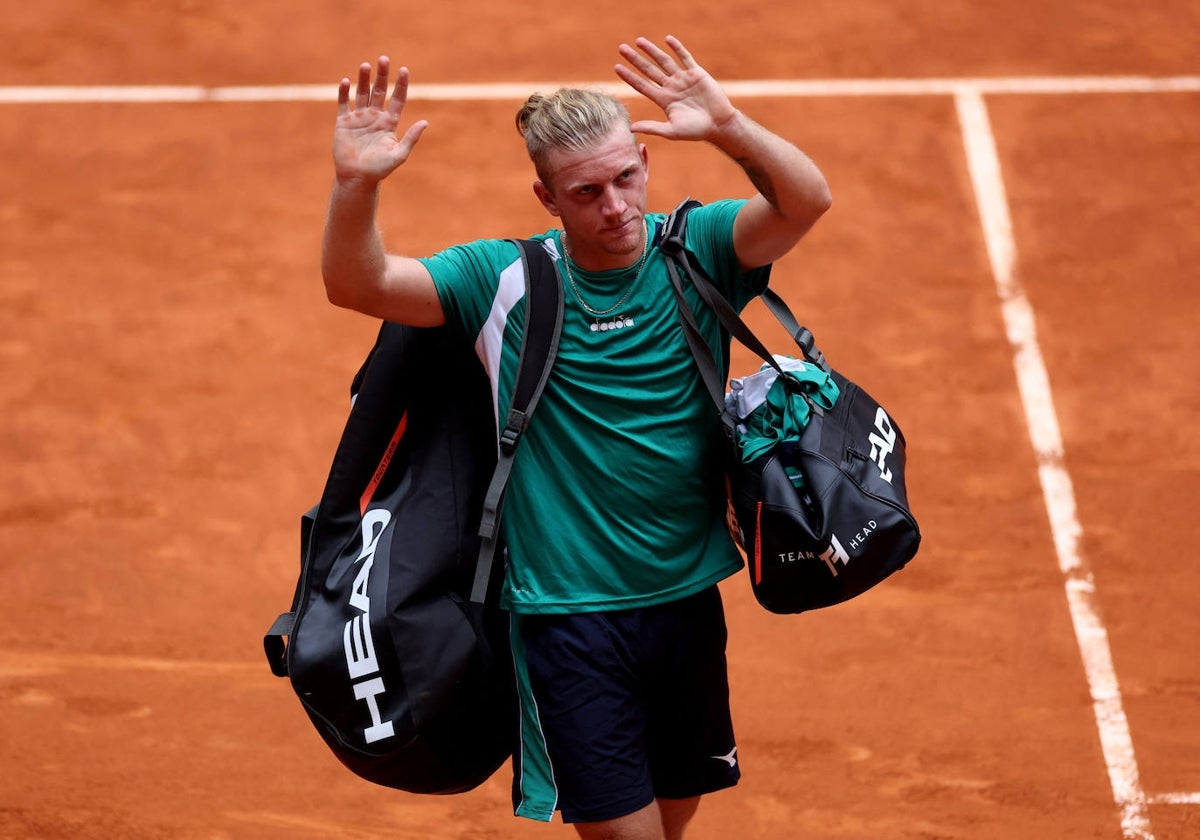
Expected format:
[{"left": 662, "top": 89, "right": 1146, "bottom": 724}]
[{"left": 662, "top": 200, "right": 921, "bottom": 614}]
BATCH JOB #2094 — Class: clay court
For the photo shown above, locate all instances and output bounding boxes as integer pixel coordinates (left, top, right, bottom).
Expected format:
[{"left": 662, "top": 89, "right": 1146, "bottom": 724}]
[{"left": 2, "top": 2, "right": 1198, "bottom": 838}]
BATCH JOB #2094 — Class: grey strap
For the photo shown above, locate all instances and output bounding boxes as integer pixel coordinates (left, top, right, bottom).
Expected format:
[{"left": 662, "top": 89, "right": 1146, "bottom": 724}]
[{"left": 471, "top": 239, "right": 564, "bottom": 605}]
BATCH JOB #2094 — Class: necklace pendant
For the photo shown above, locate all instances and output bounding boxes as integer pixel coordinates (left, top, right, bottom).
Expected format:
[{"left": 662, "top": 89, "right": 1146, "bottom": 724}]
[
  {"left": 562, "top": 220, "right": 651, "bottom": 329},
  {"left": 590, "top": 314, "right": 636, "bottom": 333}
]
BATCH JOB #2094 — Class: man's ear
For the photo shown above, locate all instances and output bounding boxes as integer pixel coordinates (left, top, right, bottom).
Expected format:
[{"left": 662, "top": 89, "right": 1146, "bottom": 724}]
[{"left": 533, "top": 181, "right": 560, "bottom": 217}]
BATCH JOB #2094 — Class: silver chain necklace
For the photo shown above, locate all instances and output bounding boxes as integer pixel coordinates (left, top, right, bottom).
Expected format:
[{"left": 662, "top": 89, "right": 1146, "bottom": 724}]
[{"left": 560, "top": 220, "right": 650, "bottom": 323}]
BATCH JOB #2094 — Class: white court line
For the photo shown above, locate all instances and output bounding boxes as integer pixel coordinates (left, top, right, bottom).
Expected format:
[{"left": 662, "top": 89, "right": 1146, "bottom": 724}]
[
  {"left": 1150, "top": 793, "right": 1200, "bottom": 805},
  {"left": 0, "top": 74, "right": 1199, "bottom": 103},
  {"left": 955, "top": 88, "right": 1156, "bottom": 840}
]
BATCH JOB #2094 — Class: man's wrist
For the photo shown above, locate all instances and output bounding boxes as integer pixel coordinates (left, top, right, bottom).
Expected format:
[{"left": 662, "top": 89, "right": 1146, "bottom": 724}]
[
  {"left": 332, "top": 173, "right": 383, "bottom": 196},
  {"left": 706, "top": 109, "right": 755, "bottom": 154}
]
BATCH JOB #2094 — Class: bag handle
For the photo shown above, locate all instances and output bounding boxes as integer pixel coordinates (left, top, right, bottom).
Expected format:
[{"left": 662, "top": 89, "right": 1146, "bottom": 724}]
[
  {"left": 660, "top": 199, "right": 830, "bottom": 417},
  {"left": 664, "top": 251, "right": 738, "bottom": 435}
]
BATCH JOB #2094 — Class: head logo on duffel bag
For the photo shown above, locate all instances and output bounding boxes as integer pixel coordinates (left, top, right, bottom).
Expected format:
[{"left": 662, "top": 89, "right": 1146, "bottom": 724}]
[{"left": 867, "top": 406, "right": 898, "bottom": 485}]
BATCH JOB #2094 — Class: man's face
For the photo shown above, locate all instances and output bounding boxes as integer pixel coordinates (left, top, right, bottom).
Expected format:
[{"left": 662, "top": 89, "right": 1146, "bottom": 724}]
[{"left": 533, "top": 124, "right": 650, "bottom": 271}]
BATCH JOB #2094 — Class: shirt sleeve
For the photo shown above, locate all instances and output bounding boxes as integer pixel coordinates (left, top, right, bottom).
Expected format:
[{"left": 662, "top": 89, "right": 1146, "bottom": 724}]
[
  {"left": 417, "top": 238, "right": 524, "bottom": 340},
  {"left": 681, "top": 199, "right": 772, "bottom": 311}
]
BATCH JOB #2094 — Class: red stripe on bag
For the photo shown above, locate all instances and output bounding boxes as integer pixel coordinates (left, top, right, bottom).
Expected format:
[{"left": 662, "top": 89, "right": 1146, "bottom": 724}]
[
  {"left": 360, "top": 411, "right": 408, "bottom": 515},
  {"left": 754, "top": 500, "right": 763, "bottom": 584}
]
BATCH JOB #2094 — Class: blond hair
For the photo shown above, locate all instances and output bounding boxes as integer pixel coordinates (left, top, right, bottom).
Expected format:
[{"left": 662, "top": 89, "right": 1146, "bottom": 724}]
[{"left": 515, "top": 89, "right": 632, "bottom": 186}]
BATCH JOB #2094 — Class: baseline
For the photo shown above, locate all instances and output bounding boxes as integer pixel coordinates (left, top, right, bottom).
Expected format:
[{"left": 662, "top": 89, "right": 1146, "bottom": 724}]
[{"left": 1, "top": 75, "right": 1199, "bottom": 104}]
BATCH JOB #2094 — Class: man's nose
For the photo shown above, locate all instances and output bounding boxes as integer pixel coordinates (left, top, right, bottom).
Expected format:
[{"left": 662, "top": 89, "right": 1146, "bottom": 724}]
[{"left": 600, "top": 187, "right": 628, "bottom": 217}]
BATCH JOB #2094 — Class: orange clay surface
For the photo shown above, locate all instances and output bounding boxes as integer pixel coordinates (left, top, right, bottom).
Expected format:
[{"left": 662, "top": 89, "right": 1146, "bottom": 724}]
[{"left": 2, "top": 2, "right": 1198, "bottom": 838}]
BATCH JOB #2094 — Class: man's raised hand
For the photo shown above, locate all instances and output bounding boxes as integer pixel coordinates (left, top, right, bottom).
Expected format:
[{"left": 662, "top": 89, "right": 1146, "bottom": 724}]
[
  {"left": 333, "top": 56, "right": 428, "bottom": 186},
  {"left": 614, "top": 36, "right": 738, "bottom": 143}
]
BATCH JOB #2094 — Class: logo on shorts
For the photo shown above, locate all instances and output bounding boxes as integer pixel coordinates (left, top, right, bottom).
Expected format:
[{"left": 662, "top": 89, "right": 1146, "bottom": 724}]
[{"left": 710, "top": 746, "right": 738, "bottom": 768}]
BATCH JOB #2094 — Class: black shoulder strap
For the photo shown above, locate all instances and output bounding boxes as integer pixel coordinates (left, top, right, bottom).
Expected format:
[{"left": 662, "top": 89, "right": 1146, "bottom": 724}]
[
  {"left": 471, "top": 238, "right": 564, "bottom": 604},
  {"left": 660, "top": 198, "right": 830, "bottom": 417}
]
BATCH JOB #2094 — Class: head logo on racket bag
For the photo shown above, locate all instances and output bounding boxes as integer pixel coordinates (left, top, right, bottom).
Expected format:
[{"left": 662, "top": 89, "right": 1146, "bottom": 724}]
[{"left": 343, "top": 508, "right": 396, "bottom": 744}]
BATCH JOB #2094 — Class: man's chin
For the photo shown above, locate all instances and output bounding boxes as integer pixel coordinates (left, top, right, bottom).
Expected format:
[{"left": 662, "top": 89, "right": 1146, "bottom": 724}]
[{"left": 606, "top": 221, "right": 645, "bottom": 256}]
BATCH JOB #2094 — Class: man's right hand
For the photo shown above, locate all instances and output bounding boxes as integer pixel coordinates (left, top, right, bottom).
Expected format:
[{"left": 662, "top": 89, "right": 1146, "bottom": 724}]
[
  {"left": 323, "top": 56, "right": 445, "bottom": 327},
  {"left": 333, "top": 57, "right": 428, "bottom": 186}
]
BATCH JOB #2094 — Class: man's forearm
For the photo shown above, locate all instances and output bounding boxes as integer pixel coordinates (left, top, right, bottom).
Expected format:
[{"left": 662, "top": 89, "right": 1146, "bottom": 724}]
[
  {"left": 710, "top": 110, "right": 831, "bottom": 225},
  {"left": 322, "top": 179, "right": 389, "bottom": 309},
  {"left": 320, "top": 178, "right": 446, "bottom": 326},
  {"left": 706, "top": 110, "right": 831, "bottom": 269}
]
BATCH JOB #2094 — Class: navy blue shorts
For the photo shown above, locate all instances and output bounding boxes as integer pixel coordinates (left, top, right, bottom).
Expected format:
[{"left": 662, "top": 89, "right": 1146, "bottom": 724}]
[{"left": 510, "top": 586, "right": 739, "bottom": 824}]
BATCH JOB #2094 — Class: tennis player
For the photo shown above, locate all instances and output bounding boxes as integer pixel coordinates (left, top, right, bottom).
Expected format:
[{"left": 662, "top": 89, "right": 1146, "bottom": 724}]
[{"left": 322, "top": 35, "right": 831, "bottom": 840}]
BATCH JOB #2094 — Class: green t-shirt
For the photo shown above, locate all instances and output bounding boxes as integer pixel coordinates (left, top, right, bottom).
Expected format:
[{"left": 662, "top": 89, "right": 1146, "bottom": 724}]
[{"left": 420, "top": 199, "right": 770, "bottom": 614}]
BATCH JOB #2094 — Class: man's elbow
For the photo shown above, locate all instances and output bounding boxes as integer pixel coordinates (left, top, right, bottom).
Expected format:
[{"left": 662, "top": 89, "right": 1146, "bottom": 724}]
[
  {"left": 792, "top": 186, "right": 832, "bottom": 237},
  {"left": 322, "top": 266, "right": 388, "bottom": 316},
  {"left": 321, "top": 270, "right": 447, "bottom": 327},
  {"left": 322, "top": 272, "right": 361, "bottom": 311},
  {"left": 776, "top": 182, "right": 832, "bottom": 235},
  {"left": 784, "top": 187, "right": 832, "bottom": 241},
  {"left": 808, "top": 182, "right": 833, "bottom": 219}
]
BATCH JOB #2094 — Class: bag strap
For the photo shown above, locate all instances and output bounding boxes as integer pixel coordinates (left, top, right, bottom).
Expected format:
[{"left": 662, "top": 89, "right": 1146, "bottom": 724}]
[
  {"left": 263, "top": 502, "right": 319, "bottom": 677},
  {"left": 471, "top": 238, "right": 564, "bottom": 604},
  {"left": 660, "top": 199, "right": 830, "bottom": 417}
]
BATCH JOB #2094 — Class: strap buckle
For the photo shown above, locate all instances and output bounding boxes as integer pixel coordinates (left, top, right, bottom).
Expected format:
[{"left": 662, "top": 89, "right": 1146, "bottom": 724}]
[
  {"left": 661, "top": 197, "right": 701, "bottom": 256},
  {"left": 498, "top": 409, "right": 529, "bottom": 455}
]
